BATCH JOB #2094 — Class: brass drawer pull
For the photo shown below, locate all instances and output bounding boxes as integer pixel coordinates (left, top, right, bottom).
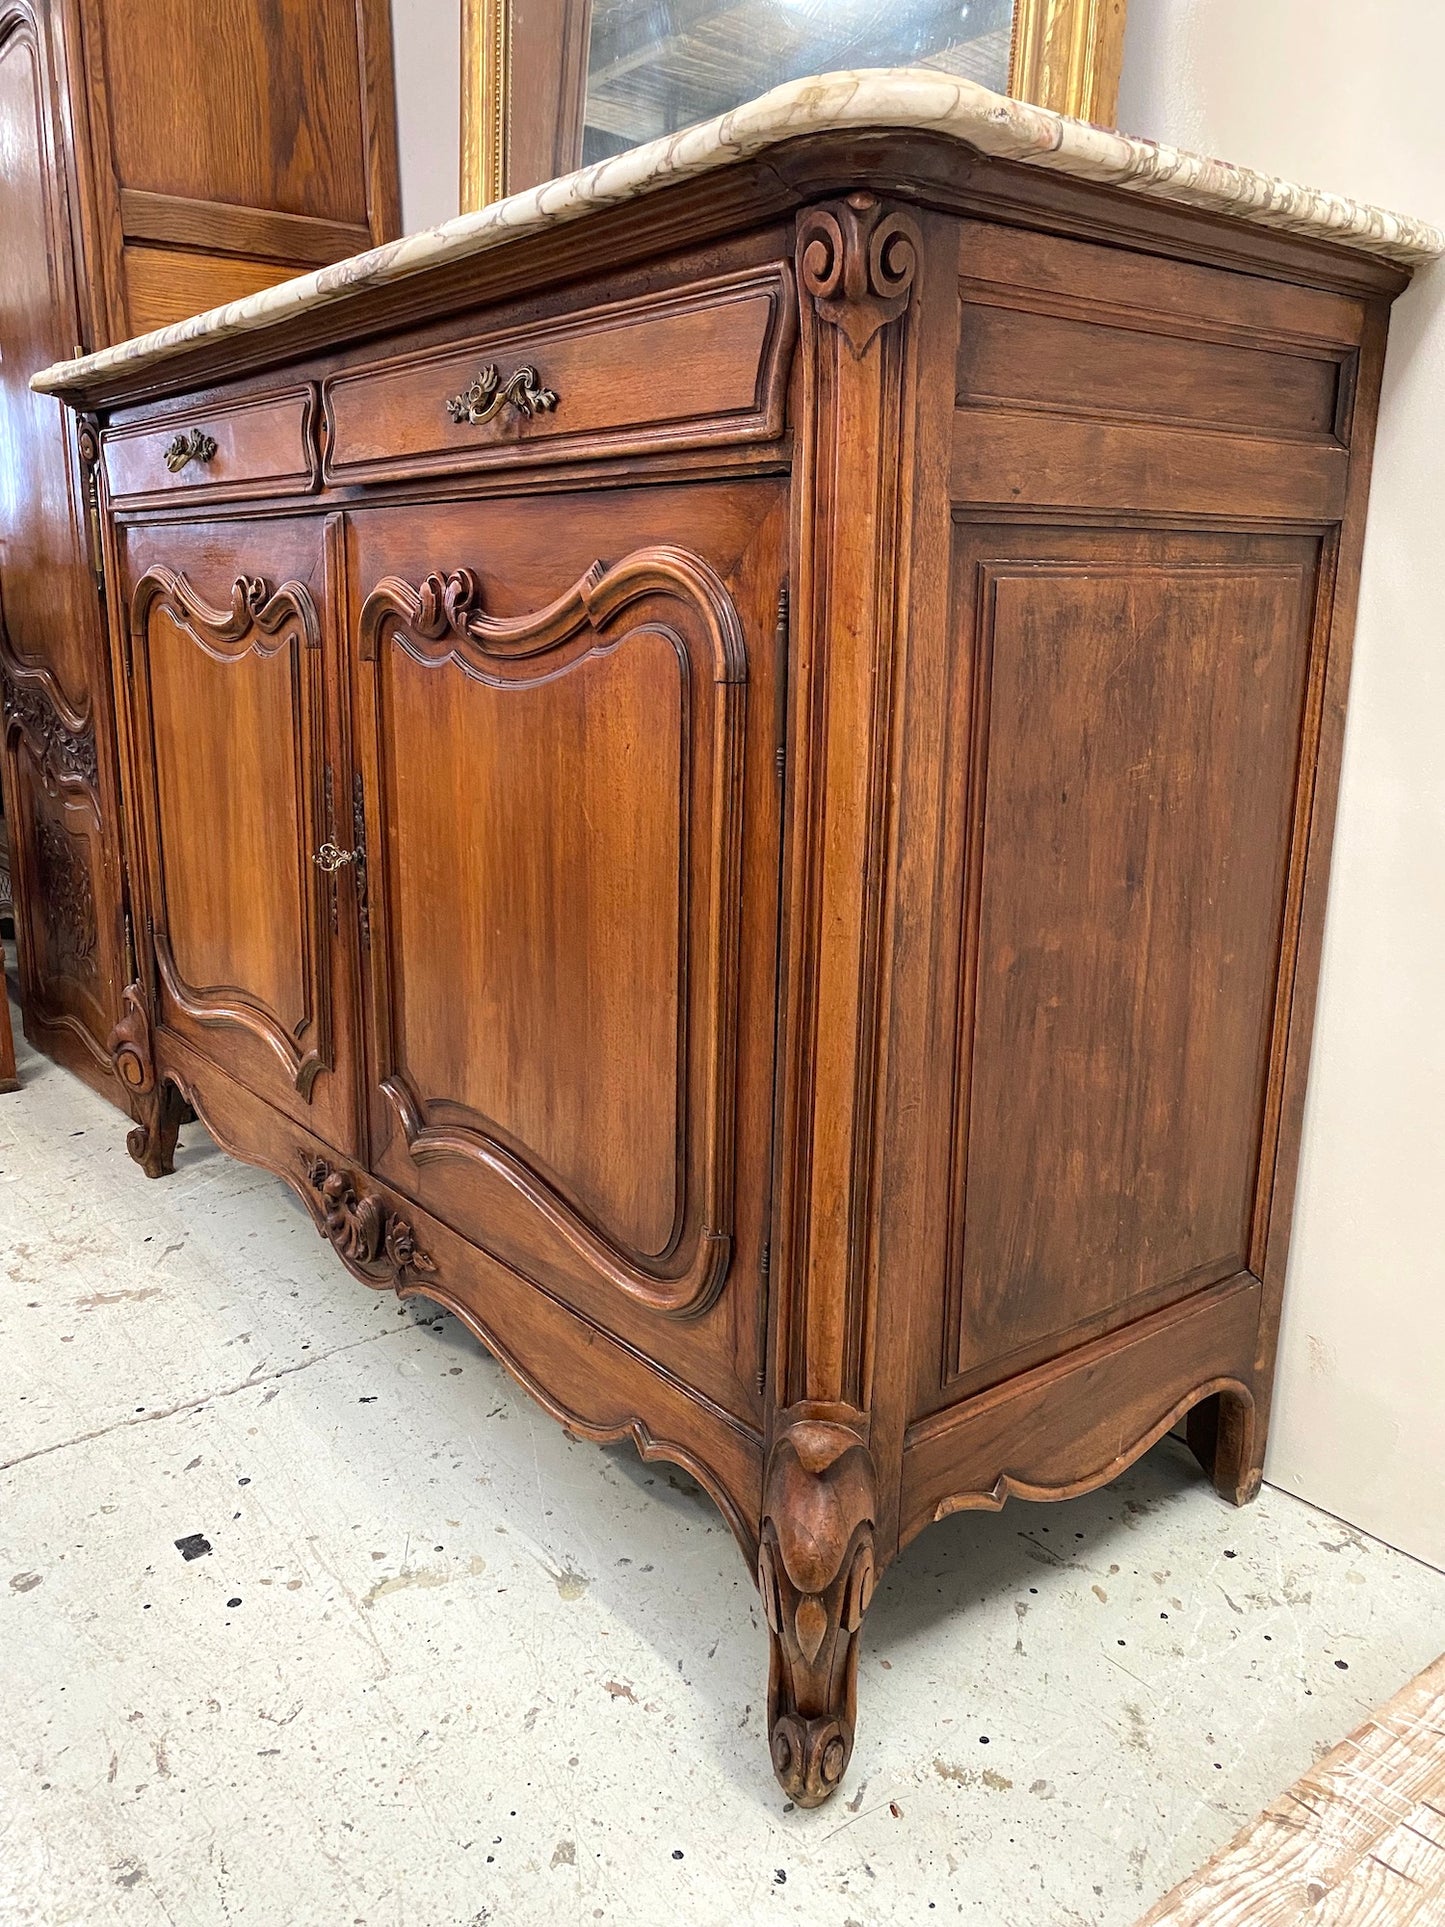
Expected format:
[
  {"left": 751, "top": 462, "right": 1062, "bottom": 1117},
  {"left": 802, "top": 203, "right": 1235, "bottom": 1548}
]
[
  {"left": 313, "top": 840, "right": 357, "bottom": 873},
  {"left": 163, "top": 428, "right": 217, "bottom": 472},
  {"left": 445, "top": 363, "right": 558, "bottom": 427}
]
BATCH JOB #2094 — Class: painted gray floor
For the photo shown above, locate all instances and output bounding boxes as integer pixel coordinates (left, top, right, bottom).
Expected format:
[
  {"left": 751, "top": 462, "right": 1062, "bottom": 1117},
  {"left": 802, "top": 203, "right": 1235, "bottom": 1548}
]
[{"left": 3, "top": 993, "right": 1443, "bottom": 1927}]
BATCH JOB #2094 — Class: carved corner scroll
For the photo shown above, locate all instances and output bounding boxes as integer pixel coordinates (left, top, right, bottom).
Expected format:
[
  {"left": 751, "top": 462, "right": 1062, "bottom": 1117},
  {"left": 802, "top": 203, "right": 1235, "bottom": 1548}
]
[
  {"left": 298, "top": 1152, "right": 437, "bottom": 1291},
  {"left": 127, "top": 568, "right": 332, "bottom": 1096},
  {"left": 758, "top": 1416, "right": 879, "bottom": 1807},
  {"left": 797, "top": 195, "right": 919, "bottom": 358},
  {"left": 357, "top": 545, "right": 745, "bottom": 1319}
]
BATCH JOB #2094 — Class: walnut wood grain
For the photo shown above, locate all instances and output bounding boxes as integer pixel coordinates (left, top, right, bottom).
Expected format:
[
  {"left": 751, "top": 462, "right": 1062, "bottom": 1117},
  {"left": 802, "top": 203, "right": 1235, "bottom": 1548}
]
[{"left": 67, "top": 132, "right": 1414, "bottom": 1807}]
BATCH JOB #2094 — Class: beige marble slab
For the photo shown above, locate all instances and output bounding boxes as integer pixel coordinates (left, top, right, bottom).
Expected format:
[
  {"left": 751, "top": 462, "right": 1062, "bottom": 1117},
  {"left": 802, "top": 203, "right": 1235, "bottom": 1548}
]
[{"left": 32, "top": 67, "right": 1445, "bottom": 397}]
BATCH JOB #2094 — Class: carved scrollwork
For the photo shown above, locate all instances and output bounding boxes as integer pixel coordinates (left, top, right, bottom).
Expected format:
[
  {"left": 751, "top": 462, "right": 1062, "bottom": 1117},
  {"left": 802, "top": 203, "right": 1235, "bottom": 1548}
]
[
  {"left": 108, "top": 982, "right": 157, "bottom": 1098},
  {"left": 299, "top": 1153, "right": 437, "bottom": 1289},
  {"left": 1, "top": 672, "right": 99, "bottom": 789},
  {"left": 108, "top": 983, "right": 185, "bottom": 1179},
  {"left": 758, "top": 1416, "right": 878, "bottom": 1806},
  {"left": 798, "top": 194, "right": 920, "bottom": 358}
]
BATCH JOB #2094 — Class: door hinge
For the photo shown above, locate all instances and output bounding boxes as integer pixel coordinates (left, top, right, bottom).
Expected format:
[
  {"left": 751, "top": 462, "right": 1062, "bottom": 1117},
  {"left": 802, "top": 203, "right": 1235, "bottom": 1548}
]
[
  {"left": 352, "top": 771, "right": 370, "bottom": 947},
  {"left": 77, "top": 417, "right": 106, "bottom": 601},
  {"left": 773, "top": 580, "right": 789, "bottom": 782}
]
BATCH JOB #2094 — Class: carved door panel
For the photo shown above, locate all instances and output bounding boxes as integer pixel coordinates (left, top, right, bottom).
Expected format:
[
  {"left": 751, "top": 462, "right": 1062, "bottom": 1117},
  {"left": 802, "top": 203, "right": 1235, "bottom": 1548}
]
[
  {"left": 347, "top": 486, "right": 787, "bottom": 1413},
  {"left": 915, "top": 523, "right": 1324, "bottom": 1414},
  {"left": 0, "top": 4, "right": 125, "bottom": 1088},
  {"left": 121, "top": 518, "right": 359, "bottom": 1152}
]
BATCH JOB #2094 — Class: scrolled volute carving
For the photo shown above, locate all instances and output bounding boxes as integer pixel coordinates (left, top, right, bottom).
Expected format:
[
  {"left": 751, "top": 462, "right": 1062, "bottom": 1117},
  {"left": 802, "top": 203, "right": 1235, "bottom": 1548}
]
[
  {"left": 798, "top": 193, "right": 920, "bottom": 358},
  {"left": 299, "top": 1153, "right": 437, "bottom": 1289},
  {"left": 410, "top": 568, "right": 485, "bottom": 641},
  {"left": 108, "top": 983, "right": 157, "bottom": 1097},
  {"left": 758, "top": 1417, "right": 878, "bottom": 1806}
]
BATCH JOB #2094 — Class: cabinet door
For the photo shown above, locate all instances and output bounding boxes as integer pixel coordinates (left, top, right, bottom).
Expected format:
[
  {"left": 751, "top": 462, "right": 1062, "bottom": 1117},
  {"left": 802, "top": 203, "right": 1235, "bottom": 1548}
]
[
  {"left": 121, "top": 517, "right": 359, "bottom": 1152},
  {"left": 347, "top": 485, "right": 786, "bottom": 1416},
  {"left": 0, "top": 3, "right": 125, "bottom": 1095}
]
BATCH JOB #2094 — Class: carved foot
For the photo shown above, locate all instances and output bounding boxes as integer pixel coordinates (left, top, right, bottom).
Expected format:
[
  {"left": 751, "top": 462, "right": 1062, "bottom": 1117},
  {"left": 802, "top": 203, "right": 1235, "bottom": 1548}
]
[
  {"left": 1187, "top": 1388, "right": 1262, "bottom": 1507},
  {"left": 757, "top": 1417, "right": 878, "bottom": 1806},
  {"left": 126, "top": 1082, "right": 185, "bottom": 1179},
  {"left": 108, "top": 983, "right": 182, "bottom": 1178}
]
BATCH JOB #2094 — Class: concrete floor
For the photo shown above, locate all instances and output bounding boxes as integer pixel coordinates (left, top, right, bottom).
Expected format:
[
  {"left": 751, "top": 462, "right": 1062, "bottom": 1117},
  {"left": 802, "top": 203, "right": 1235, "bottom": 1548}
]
[{"left": 3, "top": 996, "right": 1444, "bottom": 1927}]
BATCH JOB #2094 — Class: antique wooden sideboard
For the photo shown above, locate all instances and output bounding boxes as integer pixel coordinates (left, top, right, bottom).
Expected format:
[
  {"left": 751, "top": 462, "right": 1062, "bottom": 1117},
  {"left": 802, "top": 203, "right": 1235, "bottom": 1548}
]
[{"left": 34, "top": 72, "right": 1442, "bottom": 1805}]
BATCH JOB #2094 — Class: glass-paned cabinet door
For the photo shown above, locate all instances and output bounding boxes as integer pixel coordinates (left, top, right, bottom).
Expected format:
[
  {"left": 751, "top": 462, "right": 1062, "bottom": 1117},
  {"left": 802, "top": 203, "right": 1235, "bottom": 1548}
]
[
  {"left": 582, "top": 0, "right": 1015, "bottom": 163},
  {"left": 462, "top": 0, "right": 1127, "bottom": 207}
]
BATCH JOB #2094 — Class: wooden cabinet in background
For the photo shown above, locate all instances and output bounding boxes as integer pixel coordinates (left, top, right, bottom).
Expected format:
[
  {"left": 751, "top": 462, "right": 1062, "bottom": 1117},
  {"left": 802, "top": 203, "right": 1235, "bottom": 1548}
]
[
  {"left": 37, "top": 98, "right": 1431, "bottom": 1806},
  {"left": 0, "top": 0, "right": 397, "bottom": 1101}
]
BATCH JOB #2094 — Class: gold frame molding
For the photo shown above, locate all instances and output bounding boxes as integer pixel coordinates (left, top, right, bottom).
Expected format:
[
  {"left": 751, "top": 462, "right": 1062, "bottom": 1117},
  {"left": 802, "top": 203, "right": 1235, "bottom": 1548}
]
[{"left": 461, "top": 0, "right": 1128, "bottom": 212}]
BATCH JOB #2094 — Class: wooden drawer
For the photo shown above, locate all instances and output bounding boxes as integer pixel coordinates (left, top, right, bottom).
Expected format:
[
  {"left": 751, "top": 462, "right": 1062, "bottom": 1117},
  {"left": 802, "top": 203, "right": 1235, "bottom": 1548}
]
[
  {"left": 321, "top": 265, "right": 794, "bottom": 484},
  {"left": 103, "top": 387, "right": 318, "bottom": 506}
]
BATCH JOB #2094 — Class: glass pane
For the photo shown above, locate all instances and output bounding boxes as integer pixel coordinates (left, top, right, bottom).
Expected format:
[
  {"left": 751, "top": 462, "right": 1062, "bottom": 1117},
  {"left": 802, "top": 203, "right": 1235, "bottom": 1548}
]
[{"left": 581, "top": 0, "right": 1016, "bottom": 164}]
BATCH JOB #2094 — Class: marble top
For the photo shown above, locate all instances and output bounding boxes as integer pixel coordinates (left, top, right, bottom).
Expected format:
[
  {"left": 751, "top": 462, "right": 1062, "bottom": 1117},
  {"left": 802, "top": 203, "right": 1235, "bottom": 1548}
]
[{"left": 33, "top": 68, "right": 1445, "bottom": 398}]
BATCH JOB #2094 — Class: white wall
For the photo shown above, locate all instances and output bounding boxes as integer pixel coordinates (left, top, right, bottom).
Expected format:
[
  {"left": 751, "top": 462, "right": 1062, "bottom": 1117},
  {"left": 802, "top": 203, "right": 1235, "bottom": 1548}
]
[
  {"left": 390, "top": 0, "right": 462, "bottom": 233},
  {"left": 1121, "top": 0, "right": 1445, "bottom": 1571}
]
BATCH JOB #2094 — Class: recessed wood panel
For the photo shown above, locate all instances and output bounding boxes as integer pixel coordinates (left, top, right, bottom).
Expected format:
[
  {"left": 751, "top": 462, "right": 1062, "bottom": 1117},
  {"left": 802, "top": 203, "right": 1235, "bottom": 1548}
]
[
  {"left": 88, "top": 0, "right": 370, "bottom": 223},
  {"left": 121, "top": 246, "right": 297, "bottom": 335},
  {"left": 942, "top": 528, "right": 1320, "bottom": 1390},
  {"left": 146, "top": 605, "right": 313, "bottom": 1037},
  {"left": 957, "top": 301, "right": 1342, "bottom": 440},
  {"left": 379, "top": 626, "right": 685, "bottom": 1259}
]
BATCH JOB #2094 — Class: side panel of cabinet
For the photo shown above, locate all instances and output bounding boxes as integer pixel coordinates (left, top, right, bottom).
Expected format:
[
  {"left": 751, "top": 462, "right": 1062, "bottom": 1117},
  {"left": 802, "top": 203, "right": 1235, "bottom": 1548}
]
[
  {"left": 914, "top": 522, "right": 1323, "bottom": 1413},
  {"left": 347, "top": 482, "right": 789, "bottom": 1424},
  {"left": 117, "top": 516, "right": 360, "bottom": 1154},
  {"left": 0, "top": 3, "right": 125, "bottom": 1096}
]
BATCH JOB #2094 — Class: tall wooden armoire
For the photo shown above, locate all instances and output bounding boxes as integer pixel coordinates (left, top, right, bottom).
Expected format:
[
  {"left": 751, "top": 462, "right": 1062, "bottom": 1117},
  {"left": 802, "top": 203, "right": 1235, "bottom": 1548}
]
[{"left": 0, "top": 0, "right": 399, "bottom": 1099}]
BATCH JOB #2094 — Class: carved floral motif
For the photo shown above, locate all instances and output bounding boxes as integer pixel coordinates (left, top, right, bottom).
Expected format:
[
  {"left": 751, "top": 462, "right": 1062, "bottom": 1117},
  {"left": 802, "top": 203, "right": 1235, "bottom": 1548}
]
[
  {"left": 33, "top": 810, "right": 97, "bottom": 984},
  {"left": 2, "top": 676, "right": 99, "bottom": 788},
  {"left": 299, "top": 1153, "right": 436, "bottom": 1288}
]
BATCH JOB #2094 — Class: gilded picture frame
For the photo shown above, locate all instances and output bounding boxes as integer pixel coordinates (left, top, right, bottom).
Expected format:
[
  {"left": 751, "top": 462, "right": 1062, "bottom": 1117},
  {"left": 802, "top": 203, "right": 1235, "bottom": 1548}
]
[{"left": 461, "top": 0, "right": 1129, "bottom": 213}]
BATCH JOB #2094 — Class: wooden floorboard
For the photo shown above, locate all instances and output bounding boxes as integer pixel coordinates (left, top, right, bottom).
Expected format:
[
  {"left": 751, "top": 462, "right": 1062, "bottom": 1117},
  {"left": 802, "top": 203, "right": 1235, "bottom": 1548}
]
[{"left": 1139, "top": 1652, "right": 1445, "bottom": 1925}]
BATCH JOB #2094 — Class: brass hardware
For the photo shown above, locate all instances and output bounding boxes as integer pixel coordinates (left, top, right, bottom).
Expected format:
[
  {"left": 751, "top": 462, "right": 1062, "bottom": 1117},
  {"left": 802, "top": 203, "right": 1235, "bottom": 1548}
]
[
  {"left": 313, "top": 840, "right": 357, "bottom": 873},
  {"left": 445, "top": 363, "right": 558, "bottom": 427},
  {"left": 163, "top": 427, "right": 217, "bottom": 473}
]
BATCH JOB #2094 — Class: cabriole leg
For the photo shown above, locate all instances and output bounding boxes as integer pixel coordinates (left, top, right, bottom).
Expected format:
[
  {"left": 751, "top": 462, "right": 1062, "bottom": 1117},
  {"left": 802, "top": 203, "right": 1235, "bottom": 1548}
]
[
  {"left": 126, "top": 1079, "right": 185, "bottom": 1180},
  {"left": 757, "top": 1417, "right": 878, "bottom": 1806}
]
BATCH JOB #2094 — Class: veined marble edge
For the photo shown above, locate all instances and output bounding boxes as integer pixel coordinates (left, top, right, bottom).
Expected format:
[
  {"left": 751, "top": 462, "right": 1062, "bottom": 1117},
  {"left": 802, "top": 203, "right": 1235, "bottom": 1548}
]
[{"left": 32, "top": 68, "right": 1445, "bottom": 397}]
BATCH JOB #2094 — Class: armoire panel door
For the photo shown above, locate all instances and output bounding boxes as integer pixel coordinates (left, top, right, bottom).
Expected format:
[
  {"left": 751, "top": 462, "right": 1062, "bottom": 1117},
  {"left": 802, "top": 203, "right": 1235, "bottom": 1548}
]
[
  {"left": 122, "top": 518, "right": 359, "bottom": 1153},
  {"left": 0, "top": 2, "right": 125, "bottom": 1089},
  {"left": 346, "top": 484, "right": 787, "bottom": 1398},
  {"left": 920, "top": 523, "right": 1325, "bottom": 1411}
]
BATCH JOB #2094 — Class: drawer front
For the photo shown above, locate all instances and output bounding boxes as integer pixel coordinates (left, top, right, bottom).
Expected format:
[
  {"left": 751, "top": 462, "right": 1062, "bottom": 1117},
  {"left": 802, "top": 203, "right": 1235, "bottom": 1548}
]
[
  {"left": 322, "top": 265, "right": 794, "bottom": 484},
  {"left": 103, "top": 388, "right": 318, "bottom": 506}
]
